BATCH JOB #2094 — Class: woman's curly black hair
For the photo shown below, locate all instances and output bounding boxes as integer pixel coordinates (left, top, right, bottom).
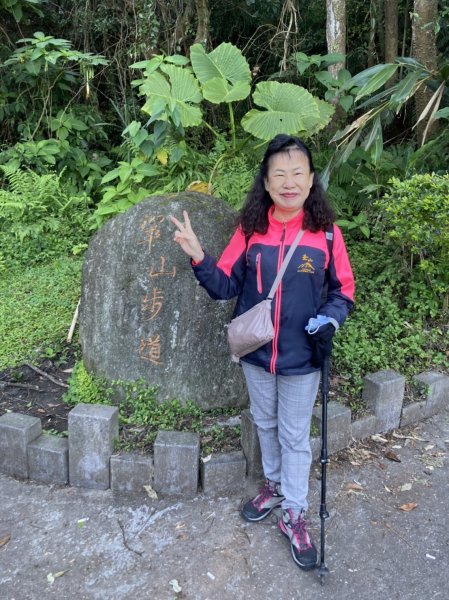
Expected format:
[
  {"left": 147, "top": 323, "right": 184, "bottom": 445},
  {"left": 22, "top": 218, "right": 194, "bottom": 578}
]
[{"left": 239, "top": 134, "right": 335, "bottom": 235}]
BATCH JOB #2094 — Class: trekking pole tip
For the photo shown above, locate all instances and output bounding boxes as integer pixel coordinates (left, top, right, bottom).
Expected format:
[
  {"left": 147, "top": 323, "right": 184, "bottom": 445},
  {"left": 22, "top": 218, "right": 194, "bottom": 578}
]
[{"left": 318, "top": 563, "right": 328, "bottom": 585}]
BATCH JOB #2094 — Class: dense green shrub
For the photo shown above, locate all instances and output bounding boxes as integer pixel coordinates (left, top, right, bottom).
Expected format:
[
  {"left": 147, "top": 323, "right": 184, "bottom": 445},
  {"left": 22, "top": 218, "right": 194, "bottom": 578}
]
[
  {"left": 0, "top": 167, "right": 93, "bottom": 270},
  {"left": 375, "top": 173, "right": 449, "bottom": 314},
  {"left": 332, "top": 237, "right": 448, "bottom": 412}
]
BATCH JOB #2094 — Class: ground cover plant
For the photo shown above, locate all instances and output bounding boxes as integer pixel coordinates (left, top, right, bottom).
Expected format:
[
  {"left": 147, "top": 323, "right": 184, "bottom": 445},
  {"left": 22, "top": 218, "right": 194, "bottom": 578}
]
[
  {"left": 0, "top": 257, "right": 82, "bottom": 370},
  {"left": 62, "top": 361, "right": 242, "bottom": 455}
]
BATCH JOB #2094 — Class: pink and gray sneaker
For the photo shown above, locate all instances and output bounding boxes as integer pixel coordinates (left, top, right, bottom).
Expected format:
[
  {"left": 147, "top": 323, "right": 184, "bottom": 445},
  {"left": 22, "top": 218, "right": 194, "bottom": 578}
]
[
  {"left": 241, "top": 480, "right": 285, "bottom": 522},
  {"left": 279, "top": 508, "right": 318, "bottom": 570}
]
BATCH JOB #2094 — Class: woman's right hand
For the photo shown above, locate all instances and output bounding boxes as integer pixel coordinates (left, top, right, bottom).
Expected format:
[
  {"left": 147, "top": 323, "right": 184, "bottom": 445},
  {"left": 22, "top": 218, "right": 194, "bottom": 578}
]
[{"left": 170, "top": 211, "right": 205, "bottom": 263}]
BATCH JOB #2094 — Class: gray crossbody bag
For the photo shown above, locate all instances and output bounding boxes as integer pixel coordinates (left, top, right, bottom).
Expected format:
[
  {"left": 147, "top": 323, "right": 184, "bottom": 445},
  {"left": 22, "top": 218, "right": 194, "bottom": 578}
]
[{"left": 226, "top": 228, "right": 305, "bottom": 362}]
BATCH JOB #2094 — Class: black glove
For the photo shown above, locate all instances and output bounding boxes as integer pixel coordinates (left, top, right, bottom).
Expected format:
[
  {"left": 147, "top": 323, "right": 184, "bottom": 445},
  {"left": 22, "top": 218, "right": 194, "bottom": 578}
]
[{"left": 307, "top": 322, "right": 336, "bottom": 367}]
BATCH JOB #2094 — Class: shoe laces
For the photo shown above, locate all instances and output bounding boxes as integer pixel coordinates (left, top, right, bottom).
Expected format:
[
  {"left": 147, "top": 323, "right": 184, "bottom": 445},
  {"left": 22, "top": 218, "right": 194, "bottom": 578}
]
[
  {"left": 289, "top": 511, "right": 312, "bottom": 550},
  {"left": 253, "top": 480, "right": 278, "bottom": 508}
]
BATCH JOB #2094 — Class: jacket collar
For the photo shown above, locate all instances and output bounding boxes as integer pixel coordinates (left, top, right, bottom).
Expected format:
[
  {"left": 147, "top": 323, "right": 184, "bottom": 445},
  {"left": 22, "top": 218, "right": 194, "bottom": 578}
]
[{"left": 267, "top": 206, "right": 305, "bottom": 231}]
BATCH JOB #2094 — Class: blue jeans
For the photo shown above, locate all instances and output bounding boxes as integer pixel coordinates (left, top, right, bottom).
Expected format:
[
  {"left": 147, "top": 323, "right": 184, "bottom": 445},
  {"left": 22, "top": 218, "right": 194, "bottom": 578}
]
[{"left": 242, "top": 361, "right": 320, "bottom": 512}]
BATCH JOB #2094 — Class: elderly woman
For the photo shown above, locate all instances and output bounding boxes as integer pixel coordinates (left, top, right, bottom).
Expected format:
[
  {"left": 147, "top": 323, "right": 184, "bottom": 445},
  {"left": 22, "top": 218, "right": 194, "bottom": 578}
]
[{"left": 171, "top": 134, "right": 354, "bottom": 571}]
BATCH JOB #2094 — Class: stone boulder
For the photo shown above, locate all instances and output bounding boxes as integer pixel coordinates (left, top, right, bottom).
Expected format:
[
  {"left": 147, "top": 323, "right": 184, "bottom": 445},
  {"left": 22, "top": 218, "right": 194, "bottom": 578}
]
[{"left": 79, "top": 193, "right": 247, "bottom": 409}]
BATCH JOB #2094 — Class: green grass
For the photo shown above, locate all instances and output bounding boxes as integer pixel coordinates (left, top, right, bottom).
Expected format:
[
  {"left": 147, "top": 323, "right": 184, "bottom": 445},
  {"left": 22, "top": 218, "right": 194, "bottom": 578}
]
[{"left": 0, "top": 257, "right": 82, "bottom": 370}]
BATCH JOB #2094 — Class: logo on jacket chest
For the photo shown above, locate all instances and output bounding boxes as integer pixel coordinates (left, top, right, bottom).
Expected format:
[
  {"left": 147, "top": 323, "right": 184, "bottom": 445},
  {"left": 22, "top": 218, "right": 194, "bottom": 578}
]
[{"left": 297, "top": 253, "right": 315, "bottom": 274}]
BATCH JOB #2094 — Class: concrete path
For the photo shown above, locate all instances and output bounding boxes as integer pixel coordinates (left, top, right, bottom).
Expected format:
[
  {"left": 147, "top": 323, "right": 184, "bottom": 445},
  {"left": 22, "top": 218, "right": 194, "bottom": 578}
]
[{"left": 1, "top": 409, "right": 448, "bottom": 600}]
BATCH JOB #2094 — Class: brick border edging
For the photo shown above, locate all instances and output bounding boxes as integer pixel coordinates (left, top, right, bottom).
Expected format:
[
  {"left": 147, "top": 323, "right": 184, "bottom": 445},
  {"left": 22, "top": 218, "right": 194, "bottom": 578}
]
[{"left": 0, "top": 370, "right": 448, "bottom": 496}]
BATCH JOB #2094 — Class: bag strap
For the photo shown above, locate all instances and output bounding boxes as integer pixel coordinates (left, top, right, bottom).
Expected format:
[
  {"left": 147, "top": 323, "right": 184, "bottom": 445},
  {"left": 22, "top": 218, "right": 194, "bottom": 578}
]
[
  {"left": 320, "top": 225, "right": 334, "bottom": 306},
  {"left": 325, "top": 225, "right": 334, "bottom": 259},
  {"left": 267, "top": 228, "right": 305, "bottom": 300}
]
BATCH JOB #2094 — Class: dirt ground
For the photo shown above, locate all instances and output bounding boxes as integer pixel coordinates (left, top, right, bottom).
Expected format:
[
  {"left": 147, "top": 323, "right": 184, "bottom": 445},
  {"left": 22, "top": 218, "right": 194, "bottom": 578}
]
[{"left": 0, "top": 358, "right": 74, "bottom": 434}]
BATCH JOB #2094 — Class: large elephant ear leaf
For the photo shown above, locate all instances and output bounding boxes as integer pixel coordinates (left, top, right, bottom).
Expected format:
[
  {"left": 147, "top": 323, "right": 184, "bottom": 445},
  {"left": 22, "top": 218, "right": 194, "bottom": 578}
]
[
  {"left": 303, "top": 99, "right": 335, "bottom": 137},
  {"left": 190, "top": 42, "right": 251, "bottom": 103},
  {"left": 241, "top": 82, "right": 326, "bottom": 141},
  {"left": 202, "top": 78, "right": 251, "bottom": 104},
  {"left": 190, "top": 42, "right": 251, "bottom": 84},
  {"left": 140, "top": 64, "right": 203, "bottom": 127}
]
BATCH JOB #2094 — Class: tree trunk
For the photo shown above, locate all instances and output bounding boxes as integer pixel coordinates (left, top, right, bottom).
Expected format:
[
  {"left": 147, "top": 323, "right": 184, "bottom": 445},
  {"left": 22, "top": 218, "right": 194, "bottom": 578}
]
[
  {"left": 326, "top": 0, "right": 346, "bottom": 78},
  {"left": 367, "top": 0, "right": 379, "bottom": 67},
  {"left": 194, "top": 0, "right": 210, "bottom": 46},
  {"left": 412, "top": 0, "right": 439, "bottom": 143},
  {"left": 384, "top": 0, "right": 398, "bottom": 86},
  {"left": 175, "top": 0, "right": 195, "bottom": 51},
  {"left": 384, "top": 0, "right": 398, "bottom": 62}
]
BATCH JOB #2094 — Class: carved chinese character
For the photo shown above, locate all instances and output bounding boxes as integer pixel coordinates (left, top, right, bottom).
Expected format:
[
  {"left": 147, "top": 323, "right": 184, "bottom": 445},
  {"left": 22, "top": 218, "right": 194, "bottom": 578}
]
[
  {"left": 138, "top": 225, "right": 161, "bottom": 254},
  {"left": 143, "top": 288, "right": 164, "bottom": 321},
  {"left": 148, "top": 256, "right": 176, "bottom": 278},
  {"left": 139, "top": 335, "right": 162, "bottom": 365},
  {"left": 140, "top": 215, "right": 165, "bottom": 228}
]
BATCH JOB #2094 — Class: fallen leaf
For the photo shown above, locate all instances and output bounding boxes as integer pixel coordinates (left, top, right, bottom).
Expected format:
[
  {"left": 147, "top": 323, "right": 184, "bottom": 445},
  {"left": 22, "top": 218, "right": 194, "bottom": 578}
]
[
  {"left": 399, "top": 502, "right": 418, "bottom": 512},
  {"left": 0, "top": 534, "right": 11, "bottom": 548},
  {"left": 143, "top": 484, "right": 158, "bottom": 500},
  {"left": 186, "top": 180, "right": 211, "bottom": 194},
  {"left": 392, "top": 432, "right": 426, "bottom": 442},
  {"left": 201, "top": 455, "right": 212, "bottom": 463},
  {"left": 424, "top": 444, "right": 435, "bottom": 451},
  {"left": 47, "top": 571, "right": 66, "bottom": 584},
  {"left": 346, "top": 482, "right": 364, "bottom": 492},
  {"left": 169, "top": 579, "right": 182, "bottom": 593},
  {"left": 175, "top": 522, "right": 186, "bottom": 530},
  {"left": 400, "top": 483, "right": 412, "bottom": 491},
  {"left": 371, "top": 434, "right": 388, "bottom": 443},
  {"left": 385, "top": 450, "right": 401, "bottom": 462}
]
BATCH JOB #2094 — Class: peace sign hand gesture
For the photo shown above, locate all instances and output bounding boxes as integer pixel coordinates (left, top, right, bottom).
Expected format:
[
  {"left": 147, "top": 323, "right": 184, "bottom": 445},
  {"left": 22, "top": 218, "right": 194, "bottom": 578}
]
[{"left": 170, "top": 211, "right": 205, "bottom": 263}]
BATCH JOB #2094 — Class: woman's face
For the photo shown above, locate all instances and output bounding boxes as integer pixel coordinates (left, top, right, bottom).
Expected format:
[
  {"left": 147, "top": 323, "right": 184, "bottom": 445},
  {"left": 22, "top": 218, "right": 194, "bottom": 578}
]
[{"left": 264, "top": 148, "right": 314, "bottom": 221}]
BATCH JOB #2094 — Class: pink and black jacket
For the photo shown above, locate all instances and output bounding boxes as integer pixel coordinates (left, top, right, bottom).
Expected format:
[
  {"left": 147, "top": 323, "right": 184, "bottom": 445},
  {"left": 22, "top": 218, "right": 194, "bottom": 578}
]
[{"left": 192, "top": 208, "right": 355, "bottom": 375}]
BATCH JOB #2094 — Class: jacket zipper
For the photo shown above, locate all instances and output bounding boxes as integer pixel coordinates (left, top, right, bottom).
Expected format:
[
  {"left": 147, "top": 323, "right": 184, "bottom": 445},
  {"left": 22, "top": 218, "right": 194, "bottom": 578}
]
[
  {"left": 270, "top": 224, "right": 286, "bottom": 373},
  {"left": 256, "top": 252, "right": 262, "bottom": 294}
]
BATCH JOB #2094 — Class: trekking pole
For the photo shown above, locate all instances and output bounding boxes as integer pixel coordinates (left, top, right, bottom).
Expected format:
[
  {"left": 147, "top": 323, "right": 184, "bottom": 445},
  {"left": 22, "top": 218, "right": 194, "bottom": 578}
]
[{"left": 318, "top": 355, "right": 330, "bottom": 585}]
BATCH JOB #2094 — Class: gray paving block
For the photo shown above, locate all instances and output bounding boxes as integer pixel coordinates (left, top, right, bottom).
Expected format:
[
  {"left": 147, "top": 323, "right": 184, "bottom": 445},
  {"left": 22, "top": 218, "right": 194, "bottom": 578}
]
[
  {"left": 400, "top": 401, "right": 426, "bottom": 427},
  {"left": 0, "top": 412, "right": 42, "bottom": 478},
  {"left": 110, "top": 453, "right": 154, "bottom": 493},
  {"left": 240, "top": 409, "right": 263, "bottom": 480},
  {"left": 312, "top": 401, "right": 351, "bottom": 454},
  {"left": 413, "top": 371, "right": 449, "bottom": 417},
  {"left": 350, "top": 414, "right": 377, "bottom": 441},
  {"left": 27, "top": 434, "right": 68, "bottom": 484},
  {"left": 362, "top": 370, "right": 405, "bottom": 432},
  {"left": 200, "top": 450, "right": 246, "bottom": 495},
  {"left": 154, "top": 430, "right": 200, "bottom": 497},
  {"left": 68, "top": 403, "right": 119, "bottom": 490}
]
